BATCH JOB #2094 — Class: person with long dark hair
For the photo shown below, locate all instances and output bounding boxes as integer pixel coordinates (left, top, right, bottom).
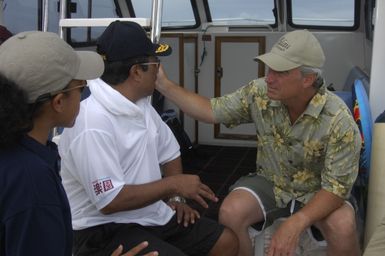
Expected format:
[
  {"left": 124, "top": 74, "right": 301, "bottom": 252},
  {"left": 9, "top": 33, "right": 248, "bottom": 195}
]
[
  {"left": 0, "top": 31, "right": 157, "bottom": 256},
  {"left": 0, "top": 30, "right": 103, "bottom": 255}
]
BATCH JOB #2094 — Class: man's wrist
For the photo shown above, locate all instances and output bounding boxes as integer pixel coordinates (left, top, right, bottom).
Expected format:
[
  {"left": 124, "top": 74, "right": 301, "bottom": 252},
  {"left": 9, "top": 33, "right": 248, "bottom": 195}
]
[
  {"left": 292, "top": 211, "right": 312, "bottom": 230},
  {"left": 168, "top": 195, "right": 186, "bottom": 204}
]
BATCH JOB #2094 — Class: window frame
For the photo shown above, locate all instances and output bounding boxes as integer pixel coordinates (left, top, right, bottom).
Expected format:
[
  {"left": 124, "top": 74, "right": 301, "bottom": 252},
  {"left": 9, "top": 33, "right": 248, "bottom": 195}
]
[
  {"left": 127, "top": 0, "right": 201, "bottom": 30},
  {"left": 287, "top": 0, "right": 360, "bottom": 31},
  {"left": 364, "top": 0, "right": 375, "bottom": 41},
  {"left": 2, "top": 0, "right": 44, "bottom": 33},
  {"left": 203, "top": 0, "right": 278, "bottom": 28},
  {"left": 67, "top": 0, "right": 123, "bottom": 47}
]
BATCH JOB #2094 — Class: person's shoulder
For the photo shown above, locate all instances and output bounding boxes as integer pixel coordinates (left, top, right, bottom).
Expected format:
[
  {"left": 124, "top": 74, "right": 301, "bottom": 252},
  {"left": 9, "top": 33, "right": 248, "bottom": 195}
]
[
  {"left": 241, "top": 78, "right": 268, "bottom": 97},
  {"left": 0, "top": 150, "right": 51, "bottom": 216},
  {"left": 248, "top": 77, "right": 266, "bottom": 88},
  {"left": 69, "top": 98, "right": 113, "bottom": 132},
  {"left": 236, "top": 78, "right": 265, "bottom": 92},
  {"left": 324, "top": 89, "right": 352, "bottom": 115},
  {"left": 0, "top": 144, "right": 30, "bottom": 170},
  {"left": 323, "top": 90, "right": 359, "bottom": 132}
]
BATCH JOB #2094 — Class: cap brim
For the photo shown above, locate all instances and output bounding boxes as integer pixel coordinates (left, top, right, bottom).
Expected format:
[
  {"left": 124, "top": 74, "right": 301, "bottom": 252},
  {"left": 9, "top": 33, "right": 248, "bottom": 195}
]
[
  {"left": 254, "top": 52, "right": 301, "bottom": 72},
  {"left": 74, "top": 51, "right": 104, "bottom": 80},
  {"left": 154, "top": 43, "right": 172, "bottom": 56}
]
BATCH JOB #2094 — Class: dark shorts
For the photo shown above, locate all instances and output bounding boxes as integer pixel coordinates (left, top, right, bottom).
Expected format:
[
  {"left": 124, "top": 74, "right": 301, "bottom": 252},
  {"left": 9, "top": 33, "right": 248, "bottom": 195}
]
[
  {"left": 230, "top": 173, "right": 304, "bottom": 230},
  {"left": 230, "top": 173, "right": 356, "bottom": 241},
  {"left": 73, "top": 215, "right": 224, "bottom": 256}
]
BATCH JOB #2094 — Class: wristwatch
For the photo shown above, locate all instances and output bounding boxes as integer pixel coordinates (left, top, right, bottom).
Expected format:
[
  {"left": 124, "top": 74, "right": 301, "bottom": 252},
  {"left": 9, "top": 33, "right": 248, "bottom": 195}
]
[{"left": 168, "top": 195, "right": 187, "bottom": 204}]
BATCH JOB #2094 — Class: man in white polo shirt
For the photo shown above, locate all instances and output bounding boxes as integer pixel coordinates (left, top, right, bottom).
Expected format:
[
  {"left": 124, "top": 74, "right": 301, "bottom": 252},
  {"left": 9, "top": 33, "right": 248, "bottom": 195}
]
[{"left": 58, "top": 21, "right": 238, "bottom": 256}]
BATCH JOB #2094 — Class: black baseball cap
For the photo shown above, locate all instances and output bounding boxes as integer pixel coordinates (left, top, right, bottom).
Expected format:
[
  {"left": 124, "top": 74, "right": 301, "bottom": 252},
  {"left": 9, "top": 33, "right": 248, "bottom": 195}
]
[{"left": 97, "top": 21, "right": 172, "bottom": 62}]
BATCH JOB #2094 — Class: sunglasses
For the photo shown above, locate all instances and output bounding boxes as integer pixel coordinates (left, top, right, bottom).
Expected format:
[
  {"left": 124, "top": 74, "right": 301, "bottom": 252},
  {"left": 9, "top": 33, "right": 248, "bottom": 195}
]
[
  {"left": 140, "top": 59, "right": 161, "bottom": 69},
  {"left": 34, "top": 84, "right": 87, "bottom": 104}
]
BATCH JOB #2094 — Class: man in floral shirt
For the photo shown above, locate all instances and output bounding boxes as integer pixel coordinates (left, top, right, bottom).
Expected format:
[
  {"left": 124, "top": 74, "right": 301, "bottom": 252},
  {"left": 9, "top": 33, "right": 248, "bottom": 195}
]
[{"left": 156, "top": 30, "right": 361, "bottom": 256}]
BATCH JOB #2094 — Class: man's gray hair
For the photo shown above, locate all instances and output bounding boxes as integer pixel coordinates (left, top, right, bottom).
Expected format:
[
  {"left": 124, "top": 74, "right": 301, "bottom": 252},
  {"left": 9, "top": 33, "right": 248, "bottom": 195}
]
[{"left": 299, "top": 66, "right": 324, "bottom": 88}]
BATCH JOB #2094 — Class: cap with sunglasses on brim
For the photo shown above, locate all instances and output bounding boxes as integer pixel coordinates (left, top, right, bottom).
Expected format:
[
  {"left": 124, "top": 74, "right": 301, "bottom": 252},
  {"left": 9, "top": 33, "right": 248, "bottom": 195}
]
[
  {"left": 97, "top": 20, "right": 172, "bottom": 62},
  {"left": 0, "top": 31, "right": 104, "bottom": 103}
]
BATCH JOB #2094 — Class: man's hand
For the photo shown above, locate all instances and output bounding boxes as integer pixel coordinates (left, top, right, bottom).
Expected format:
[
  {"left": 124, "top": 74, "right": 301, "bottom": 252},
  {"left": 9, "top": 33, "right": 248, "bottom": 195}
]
[
  {"left": 111, "top": 241, "right": 158, "bottom": 256},
  {"left": 171, "top": 174, "right": 218, "bottom": 208},
  {"left": 267, "top": 214, "right": 308, "bottom": 256},
  {"left": 168, "top": 200, "right": 200, "bottom": 227},
  {"left": 155, "top": 65, "right": 169, "bottom": 91}
]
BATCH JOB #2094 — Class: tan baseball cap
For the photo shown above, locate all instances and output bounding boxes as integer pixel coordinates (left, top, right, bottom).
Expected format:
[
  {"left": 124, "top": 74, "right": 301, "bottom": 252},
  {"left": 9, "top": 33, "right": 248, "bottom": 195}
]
[
  {"left": 254, "top": 30, "right": 325, "bottom": 71},
  {"left": 0, "top": 31, "right": 104, "bottom": 103}
]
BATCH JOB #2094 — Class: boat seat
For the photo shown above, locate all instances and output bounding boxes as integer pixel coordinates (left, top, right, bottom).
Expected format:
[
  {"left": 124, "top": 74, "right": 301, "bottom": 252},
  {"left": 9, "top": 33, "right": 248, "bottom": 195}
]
[
  {"left": 343, "top": 66, "right": 370, "bottom": 95},
  {"left": 250, "top": 218, "right": 327, "bottom": 256}
]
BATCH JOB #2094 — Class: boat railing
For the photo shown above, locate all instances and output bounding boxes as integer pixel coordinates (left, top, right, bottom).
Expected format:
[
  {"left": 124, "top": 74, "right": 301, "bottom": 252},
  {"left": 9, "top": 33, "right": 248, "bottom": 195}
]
[{"left": 55, "top": 0, "right": 162, "bottom": 43}]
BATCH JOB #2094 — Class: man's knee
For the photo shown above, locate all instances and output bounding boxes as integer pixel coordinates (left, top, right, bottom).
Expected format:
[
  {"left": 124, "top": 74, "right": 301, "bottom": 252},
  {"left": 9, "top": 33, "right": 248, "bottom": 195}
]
[
  {"left": 218, "top": 198, "right": 238, "bottom": 225},
  {"left": 219, "top": 190, "right": 263, "bottom": 227},
  {"left": 318, "top": 204, "right": 357, "bottom": 239}
]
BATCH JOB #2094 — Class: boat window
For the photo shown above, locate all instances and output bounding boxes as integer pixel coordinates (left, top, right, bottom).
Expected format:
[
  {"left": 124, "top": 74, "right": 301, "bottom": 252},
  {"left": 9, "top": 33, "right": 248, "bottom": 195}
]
[
  {"left": 2, "top": 0, "right": 41, "bottom": 33},
  {"left": 205, "top": 0, "right": 276, "bottom": 26},
  {"left": 130, "top": 0, "right": 199, "bottom": 29},
  {"left": 69, "top": 0, "right": 120, "bottom": 44},
  {"left": 288, "top": 0, "right": 359, "bottom": 29}
]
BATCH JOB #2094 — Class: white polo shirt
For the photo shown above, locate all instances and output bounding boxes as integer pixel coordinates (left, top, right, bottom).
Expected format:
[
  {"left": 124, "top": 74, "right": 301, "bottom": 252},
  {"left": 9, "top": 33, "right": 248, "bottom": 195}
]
[{"left": 58, "top": 78, "right": 179, "bottom": 230}]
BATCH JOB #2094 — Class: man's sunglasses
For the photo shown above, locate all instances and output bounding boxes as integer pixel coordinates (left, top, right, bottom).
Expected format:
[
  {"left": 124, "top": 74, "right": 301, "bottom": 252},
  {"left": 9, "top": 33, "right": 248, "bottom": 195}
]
[{"left": 139, "top": 59, "right": 161, "bottom": 69}]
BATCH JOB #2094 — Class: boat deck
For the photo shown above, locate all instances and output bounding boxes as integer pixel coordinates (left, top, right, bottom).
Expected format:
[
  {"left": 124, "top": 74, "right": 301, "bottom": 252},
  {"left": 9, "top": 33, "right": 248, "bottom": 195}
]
[{"left": 181, "top": 144, "right": 257, "bottom": 220}]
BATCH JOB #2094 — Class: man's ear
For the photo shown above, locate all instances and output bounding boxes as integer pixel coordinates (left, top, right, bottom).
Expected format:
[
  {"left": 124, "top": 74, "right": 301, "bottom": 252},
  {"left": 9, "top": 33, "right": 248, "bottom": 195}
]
[
  {"left": 303, "top": 73, "right": 317, "bottom": 88},
  {"left": 130, "top": 64, "right": 143, "bottom": 82},
  {"left": 50, "top": 93, "right": 66, "bottom": 113}
]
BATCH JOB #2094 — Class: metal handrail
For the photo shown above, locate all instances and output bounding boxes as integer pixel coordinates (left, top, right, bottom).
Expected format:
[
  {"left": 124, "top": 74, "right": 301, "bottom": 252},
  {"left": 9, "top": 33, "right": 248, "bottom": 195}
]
[
  {"left": 59, "top": 0, "right": 67, "bottom": 38},
  {"left": 58, "top": 0, "right": 159, "bottom": 40},
  {"left": 59, "top": 17, "right": 150, "bottom": 28},
  {"left": 150, "top": 0, "right": 163, "bottom": 44},
  {"left": 42, "top": 0, "right": 49, "bottom": 32}
]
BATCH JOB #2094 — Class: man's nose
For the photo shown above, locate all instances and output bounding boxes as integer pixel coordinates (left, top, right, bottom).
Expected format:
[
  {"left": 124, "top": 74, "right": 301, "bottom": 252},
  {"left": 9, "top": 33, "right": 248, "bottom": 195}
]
[{"left": 265, "top": 70, "right": 274, "bottom": 83}]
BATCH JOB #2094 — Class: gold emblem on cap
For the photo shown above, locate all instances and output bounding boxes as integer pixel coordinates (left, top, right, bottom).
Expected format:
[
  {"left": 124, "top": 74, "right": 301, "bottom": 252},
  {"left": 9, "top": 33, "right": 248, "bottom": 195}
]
[{"left": 156, "top": 44, "right": 169, "bottom": 53}]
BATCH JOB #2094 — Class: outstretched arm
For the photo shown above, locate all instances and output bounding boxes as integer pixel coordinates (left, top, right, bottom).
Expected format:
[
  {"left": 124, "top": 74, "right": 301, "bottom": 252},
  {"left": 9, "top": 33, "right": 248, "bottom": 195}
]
[{"left": 156, "top": 65, "right": 216, "bottom": 124}]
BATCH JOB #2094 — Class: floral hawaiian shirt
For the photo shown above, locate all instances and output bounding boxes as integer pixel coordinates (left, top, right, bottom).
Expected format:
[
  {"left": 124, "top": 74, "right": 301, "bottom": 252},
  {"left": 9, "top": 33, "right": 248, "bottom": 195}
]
[{"left": 211, "top": 78, "right": 361, "bottom": 207}]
